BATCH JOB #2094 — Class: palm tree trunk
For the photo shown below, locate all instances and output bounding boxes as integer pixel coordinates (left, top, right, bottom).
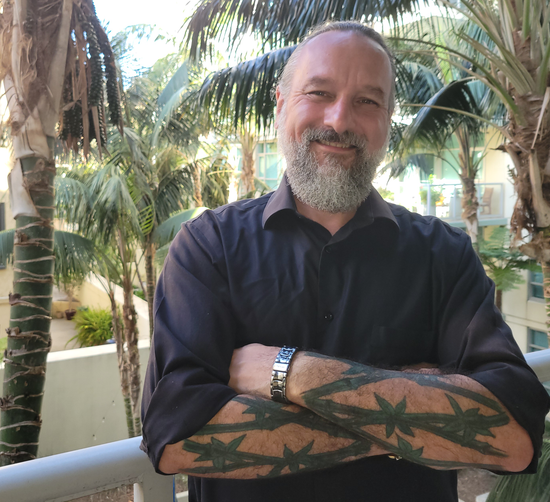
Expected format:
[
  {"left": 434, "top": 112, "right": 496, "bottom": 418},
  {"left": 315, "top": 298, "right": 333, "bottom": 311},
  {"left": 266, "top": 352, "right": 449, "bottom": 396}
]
[
  {"left": 117, "top": 229, "right": 141, "bottom": 436},
  {"left": 0, "top": 151, "right": 55, "bottom": 466},
  {"left": 238, "top": 128, "right": 257, "bottom": 195},
  {"left": 144, "top": 240, "right": 156, "bottom": 340},
  {"left": 108, "top": 287, "right": 134, "bottom": 437},
  {"left": 192, "top": 162, "right": 203, "bottom": 207},
  {"left": 456, "top": 128, "right": 480, "bottom": 249},
  {"left": 495, "top": 288, "right": 503, "bottom": 312},
  {"left": 460, "top": 176, "right": 480, "bottom": 248}
]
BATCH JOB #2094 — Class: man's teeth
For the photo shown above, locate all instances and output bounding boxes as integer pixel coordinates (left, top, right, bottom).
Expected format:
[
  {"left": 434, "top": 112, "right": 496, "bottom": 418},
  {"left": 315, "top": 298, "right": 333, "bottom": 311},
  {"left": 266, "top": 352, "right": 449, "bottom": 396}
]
[{"left": 318, "top": 140, "right": 353, "bottom": 148}]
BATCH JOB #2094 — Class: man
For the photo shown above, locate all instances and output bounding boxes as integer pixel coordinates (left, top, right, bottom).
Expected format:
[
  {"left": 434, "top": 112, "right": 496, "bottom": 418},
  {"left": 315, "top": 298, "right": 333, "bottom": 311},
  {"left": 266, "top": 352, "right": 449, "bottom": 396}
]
[{"left": 141, "top": 22, "right": 550, "bottom": 502}]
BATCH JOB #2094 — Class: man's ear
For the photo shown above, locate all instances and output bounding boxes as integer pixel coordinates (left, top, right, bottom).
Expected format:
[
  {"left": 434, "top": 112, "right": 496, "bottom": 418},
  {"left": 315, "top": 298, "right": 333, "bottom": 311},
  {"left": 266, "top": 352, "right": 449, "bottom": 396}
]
[{"left": 275, "top": 86, "right": 284, "bottom": 130}]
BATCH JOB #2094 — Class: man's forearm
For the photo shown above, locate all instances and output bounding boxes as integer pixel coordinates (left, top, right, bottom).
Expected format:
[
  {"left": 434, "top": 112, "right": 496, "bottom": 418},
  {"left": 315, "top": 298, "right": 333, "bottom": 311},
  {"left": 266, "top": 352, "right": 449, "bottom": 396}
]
[
  {"left": 159, "top": 394, "right": 388, "bottom": 478},
  {"left": 285, "top": 351, "right": 533, "bottom": 472}
]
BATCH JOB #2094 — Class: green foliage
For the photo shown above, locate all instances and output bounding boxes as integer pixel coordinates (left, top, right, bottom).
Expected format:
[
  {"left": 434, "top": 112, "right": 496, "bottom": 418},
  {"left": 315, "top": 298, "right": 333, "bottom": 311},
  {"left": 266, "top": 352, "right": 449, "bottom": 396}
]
[
  {"left": 478, "top": 227, "right": 536, "bottom": 293},
  {"left": 0, "top": 337, "right": 7, "bottom": 352},
  {"left": 67, "top": 308, "right": 113, "bottom": 348},
  {"left": 487, "top": 422, "right": 550, "bottom": 502},
  {"left": 419, "top": 177, "right": 443, "bottom": 206},
  {"left": 377, "top": 188, "right": 395, "bottom": 201},
  {"left": 134, "top": 288, "right": 146, "bottom": 301}
]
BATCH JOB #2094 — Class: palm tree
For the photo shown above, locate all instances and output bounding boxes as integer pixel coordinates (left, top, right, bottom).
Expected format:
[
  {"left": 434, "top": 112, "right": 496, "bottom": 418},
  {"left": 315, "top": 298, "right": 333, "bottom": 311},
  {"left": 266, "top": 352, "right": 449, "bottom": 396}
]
[
  {"left": 390, "top": 76, "right": 504, "bottom": 247},
  {"left": 116, "top": 57, "right": 211, "bottom": 338},
  {"left": 0, "top": 0, "right": 121, "bottom": 465},
  {"left": 393, "top": 0, "right": 550, "bottom": 330}
]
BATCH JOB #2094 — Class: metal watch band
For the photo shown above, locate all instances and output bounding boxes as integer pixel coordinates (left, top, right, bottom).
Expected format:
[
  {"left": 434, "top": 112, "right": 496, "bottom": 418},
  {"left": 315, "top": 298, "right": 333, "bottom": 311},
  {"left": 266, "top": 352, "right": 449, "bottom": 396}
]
[{"left": 270, "top": 346, "right": 298, "bottom": 404}]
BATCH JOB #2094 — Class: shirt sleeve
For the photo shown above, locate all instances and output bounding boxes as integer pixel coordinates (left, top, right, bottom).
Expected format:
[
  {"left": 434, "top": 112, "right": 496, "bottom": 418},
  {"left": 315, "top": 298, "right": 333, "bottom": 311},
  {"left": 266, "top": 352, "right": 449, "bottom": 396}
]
[
  {"left": 435, "top": 229, "right": 550, "bottom": 474},
  {"left": 141, "top": 213, "right": 238, "bottom": 473}
]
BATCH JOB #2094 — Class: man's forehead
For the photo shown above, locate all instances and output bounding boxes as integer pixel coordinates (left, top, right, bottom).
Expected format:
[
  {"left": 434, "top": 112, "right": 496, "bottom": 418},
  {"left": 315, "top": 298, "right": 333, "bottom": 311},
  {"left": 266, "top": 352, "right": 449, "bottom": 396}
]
[{"left": 290, "top": 31, "right": 392, "bottom": 92}]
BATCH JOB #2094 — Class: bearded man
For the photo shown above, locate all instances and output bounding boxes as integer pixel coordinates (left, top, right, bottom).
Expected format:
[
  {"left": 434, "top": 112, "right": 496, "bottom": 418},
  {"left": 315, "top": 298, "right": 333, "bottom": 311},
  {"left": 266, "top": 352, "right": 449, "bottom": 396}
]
[{"left": 141, "top": 21, "right": 550, "bottom": 502}]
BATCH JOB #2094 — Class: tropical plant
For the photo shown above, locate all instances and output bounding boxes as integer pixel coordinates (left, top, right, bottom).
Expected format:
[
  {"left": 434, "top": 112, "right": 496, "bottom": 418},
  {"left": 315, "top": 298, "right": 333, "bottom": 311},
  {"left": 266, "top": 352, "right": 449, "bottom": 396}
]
[
  {"left": 390, "top": 75, "right": 504, "bottom": 246},
  {"left": 68, "top": 307, "right": 113, "bottom": 348},
  {"left": 477, "top": 226, "right": 537, "bottom": 311},
  {"left": 0, "top": 0, "right": 121, "bottom": 465},
  {"left": 487, "top": 421, "right": 550, "bottom": 502},
  {"left": 397, "top": 0, "right": 550, "bottom": 336},
  {"left": 116, "top": 56, "right": 212, "bottom": 338}
]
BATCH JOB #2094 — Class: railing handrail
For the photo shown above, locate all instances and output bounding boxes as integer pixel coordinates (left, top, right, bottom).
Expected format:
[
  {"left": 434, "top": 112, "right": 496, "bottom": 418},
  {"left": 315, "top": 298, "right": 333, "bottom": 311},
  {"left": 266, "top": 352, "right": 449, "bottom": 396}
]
[
  {"left": 525, "top": 349, "right": 550, "bottom": 382},
  {"left": 419, "top": 181, "right": 503, "bottom": 187},
  {"left": 0, "top": 436, "right": 174, "bottom": 502},
  {"left": 0, "top": 348, "right": 549, "bottom": 502}
]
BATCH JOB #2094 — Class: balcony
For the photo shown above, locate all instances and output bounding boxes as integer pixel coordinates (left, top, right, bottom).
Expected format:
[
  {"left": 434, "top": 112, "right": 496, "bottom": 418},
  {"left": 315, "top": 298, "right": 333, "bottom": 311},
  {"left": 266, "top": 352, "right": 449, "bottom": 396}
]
[
  {"left": 418, "top": 182, "right": 506, "bottom": 226},
  {"left": 0, "top": 349, "right": 549, "bottom": 502}
]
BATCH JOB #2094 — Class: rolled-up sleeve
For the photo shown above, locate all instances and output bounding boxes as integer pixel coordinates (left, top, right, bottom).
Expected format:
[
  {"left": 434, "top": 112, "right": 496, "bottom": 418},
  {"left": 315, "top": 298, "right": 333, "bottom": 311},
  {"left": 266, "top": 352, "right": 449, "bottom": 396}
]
[
  {"left": 141, "top": 213, "right": 238, "bottom": 472},
  {"left": 437, "top": 233, "right": 550, "bottom": 473}
]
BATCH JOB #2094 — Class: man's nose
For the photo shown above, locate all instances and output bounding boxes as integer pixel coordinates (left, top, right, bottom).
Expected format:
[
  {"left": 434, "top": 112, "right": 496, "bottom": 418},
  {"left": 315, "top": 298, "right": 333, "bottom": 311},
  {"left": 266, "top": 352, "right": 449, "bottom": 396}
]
[{"left": 324, "top": 98, "right": 354, "bottom": 135}]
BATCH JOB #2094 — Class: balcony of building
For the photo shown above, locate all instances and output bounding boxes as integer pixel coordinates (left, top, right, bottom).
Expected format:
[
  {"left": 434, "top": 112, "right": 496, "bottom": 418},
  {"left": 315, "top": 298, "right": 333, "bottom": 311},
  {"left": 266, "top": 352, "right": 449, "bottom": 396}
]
[
  {"left": 418, "top": 182, "right": 507, "bottom": 228},
  {"left": 0, "top": 350, "right": 548, "bottom": 502}
]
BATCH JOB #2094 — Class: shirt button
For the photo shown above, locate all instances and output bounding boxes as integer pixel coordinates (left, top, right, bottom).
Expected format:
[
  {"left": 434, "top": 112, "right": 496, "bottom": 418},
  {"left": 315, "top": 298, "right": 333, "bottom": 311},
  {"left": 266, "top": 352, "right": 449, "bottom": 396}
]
[{"left": 324, "top": 313, "right": 334, "bottom": 321}]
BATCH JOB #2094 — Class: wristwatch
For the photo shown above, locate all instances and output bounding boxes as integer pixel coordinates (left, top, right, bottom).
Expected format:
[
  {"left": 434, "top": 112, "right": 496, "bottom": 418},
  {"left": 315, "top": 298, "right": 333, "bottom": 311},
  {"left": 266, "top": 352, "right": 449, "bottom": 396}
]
[{"left": 270, "top": 346, "right": 298, "bottom": 403}]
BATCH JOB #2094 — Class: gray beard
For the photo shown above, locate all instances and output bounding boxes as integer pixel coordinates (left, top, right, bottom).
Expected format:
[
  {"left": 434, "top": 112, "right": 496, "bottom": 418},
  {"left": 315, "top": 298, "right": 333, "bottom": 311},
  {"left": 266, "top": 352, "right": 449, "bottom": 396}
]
[{"left": 279, "top": 122, "right": 387, "bottom": 214}]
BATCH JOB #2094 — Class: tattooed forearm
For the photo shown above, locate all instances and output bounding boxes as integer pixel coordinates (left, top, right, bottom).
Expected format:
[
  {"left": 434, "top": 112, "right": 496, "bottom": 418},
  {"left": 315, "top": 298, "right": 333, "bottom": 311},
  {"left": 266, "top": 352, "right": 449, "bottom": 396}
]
[
  {"left": 165, "top": 350, "right": 528, "bottom": 477},
  {"left": 293, "top": 352, "right": 518, "bottom": 470},
  {"left": 196, "top": 396, "right": 358, "bottom": 439},
  {"left": 183, "top": 437, "right": 372, "bottom": 478},
  {"left": 172, "top": 395, "right": 381, "bottom": 478}
]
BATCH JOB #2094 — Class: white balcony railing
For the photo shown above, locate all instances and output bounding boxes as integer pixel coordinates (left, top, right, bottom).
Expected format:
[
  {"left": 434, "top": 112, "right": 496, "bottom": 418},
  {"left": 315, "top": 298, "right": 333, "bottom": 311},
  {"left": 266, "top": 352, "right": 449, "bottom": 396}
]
[
  {"left": 0, "top": 350, "right": 549, "bottom": 502},
  {"left": 419, "top": 182, "right": 505, "bottom": 222}
]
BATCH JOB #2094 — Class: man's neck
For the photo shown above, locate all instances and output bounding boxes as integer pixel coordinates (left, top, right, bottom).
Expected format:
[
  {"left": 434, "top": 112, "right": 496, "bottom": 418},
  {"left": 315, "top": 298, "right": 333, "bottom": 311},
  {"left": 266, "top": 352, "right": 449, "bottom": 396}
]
[{"left": 294, "top": 197, "right": 356, "bottom": 236}]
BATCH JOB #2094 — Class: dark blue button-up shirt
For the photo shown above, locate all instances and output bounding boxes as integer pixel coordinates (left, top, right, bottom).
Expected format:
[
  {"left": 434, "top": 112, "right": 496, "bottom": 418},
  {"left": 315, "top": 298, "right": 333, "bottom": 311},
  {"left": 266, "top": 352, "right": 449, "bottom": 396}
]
[{"left": 142, "top": 177, "right": 549, "bottom": 502}]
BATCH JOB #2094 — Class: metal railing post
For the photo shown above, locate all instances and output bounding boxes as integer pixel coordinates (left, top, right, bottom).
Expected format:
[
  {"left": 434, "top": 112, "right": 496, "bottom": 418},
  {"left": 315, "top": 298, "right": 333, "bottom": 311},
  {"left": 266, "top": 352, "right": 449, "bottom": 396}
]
[{"left": 134, "top": 470, "right": 174, "bottom": 502}]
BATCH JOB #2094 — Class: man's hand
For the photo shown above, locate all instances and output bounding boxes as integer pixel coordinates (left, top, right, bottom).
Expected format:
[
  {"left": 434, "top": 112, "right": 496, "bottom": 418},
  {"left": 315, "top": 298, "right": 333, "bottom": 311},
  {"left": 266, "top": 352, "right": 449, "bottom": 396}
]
[{"left": 229, "top": 343, "right": 280, "bottom": 397}]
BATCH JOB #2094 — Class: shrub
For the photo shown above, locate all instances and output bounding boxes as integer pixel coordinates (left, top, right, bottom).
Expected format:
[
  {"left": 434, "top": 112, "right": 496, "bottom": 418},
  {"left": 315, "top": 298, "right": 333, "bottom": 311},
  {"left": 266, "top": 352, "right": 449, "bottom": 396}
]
[
  {"left": 68, "top": 308, "right": 113, "bottom": 348},
  {"left": 134, "top": 288, "right": 146, "bottom": 301}
]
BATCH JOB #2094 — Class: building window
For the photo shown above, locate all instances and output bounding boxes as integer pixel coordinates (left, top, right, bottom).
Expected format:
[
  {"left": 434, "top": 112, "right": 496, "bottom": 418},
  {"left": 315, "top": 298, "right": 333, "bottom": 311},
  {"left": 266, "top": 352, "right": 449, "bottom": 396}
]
[
  {"left": 256, "top": 141, "right": 282, "bottom": 190},
  {"left": 528, "top": 329, "right": 550, "bottom": 393},
  {"left": 530, "top": 267, "right": 544, "bottom": 300},
  {"left": 528, "top": 329, "right": 549, "bottom": 352}
]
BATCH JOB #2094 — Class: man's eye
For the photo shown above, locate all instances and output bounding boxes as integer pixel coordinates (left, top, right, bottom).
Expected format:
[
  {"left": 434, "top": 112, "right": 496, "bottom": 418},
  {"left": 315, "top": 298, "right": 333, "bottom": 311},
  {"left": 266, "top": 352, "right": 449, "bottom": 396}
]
[
  {"left": 309, "top": 91, "right": 327, "bottom": 97},
  {"left": 360, "top": 98, "right": 379, "bottom": 106}
]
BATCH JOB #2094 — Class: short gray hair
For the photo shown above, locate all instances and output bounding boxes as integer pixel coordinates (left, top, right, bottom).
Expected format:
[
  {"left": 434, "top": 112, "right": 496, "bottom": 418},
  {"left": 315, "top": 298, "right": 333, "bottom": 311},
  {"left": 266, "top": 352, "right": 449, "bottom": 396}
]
[{"left": 277, "top": 21, "right": 396, "bottom": 114}]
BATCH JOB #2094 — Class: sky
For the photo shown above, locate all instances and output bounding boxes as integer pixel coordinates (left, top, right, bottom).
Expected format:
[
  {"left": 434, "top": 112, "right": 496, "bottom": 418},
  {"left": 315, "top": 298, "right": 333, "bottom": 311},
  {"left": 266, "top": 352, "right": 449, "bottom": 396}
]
[{"left": 93, "top": 0, "right": 197, "bottom": 72}]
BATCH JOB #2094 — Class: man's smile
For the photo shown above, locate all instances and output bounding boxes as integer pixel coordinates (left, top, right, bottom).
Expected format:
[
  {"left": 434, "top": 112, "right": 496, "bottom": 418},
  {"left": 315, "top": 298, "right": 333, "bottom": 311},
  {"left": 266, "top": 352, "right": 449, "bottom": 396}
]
[{"left": 316, "top": 139, "right": 356, "bottom": 150}]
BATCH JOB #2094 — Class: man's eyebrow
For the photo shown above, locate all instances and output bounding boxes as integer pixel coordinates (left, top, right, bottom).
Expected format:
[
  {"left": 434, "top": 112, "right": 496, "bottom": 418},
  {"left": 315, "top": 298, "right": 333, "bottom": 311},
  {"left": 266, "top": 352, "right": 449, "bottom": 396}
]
[{"left": 301, "top": 77, "right": 387, "bottom": 100}]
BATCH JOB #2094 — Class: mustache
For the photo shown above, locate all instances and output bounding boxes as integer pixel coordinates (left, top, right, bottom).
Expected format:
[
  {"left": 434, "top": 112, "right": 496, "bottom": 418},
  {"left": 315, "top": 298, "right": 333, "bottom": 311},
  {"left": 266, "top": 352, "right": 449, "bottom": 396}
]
[{"left": 301, "top": 128, "right": 368, "bottom": 150}]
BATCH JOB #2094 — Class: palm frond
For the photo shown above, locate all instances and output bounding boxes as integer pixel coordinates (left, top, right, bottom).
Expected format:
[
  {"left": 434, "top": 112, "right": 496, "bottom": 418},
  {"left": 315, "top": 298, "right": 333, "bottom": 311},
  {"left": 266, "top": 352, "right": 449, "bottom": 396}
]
[
  {"left": 382, "top": 154, "right": 434, "bottom": 178},
  {"left": 158, "top": 61, "right": 189, "bottom": 109},
  {"left": 400, "top": 78, "right": 485, "bottom": 153},
  {"left": 88, "top": 164, "right": 142, "bottom": 240},
  {"left": 154, "top": 242, "right": 171, "bottom": 268},
  {"left": 155, "top": 168, "right": 195, "bottom": 223},
  {"left": 152, "top": 84, "right": 191, "bottom": 147},
  {"left": 186, "top": 0, "right": 423, "bottom": 60},
  {"left": 54, "top": 176, "right": 91, "bottom": 226},
  {"left": 487, "top": 439, "right": 550, "bottom": 502},
  {"left": 197, "top": 45, "right": 296, "bottom": 130},
  {"left": 152, "top": 208, "right": 208, "bottom": 247},
  {"left": 53, "top": 231, "right": 97, "bottom": 286}
]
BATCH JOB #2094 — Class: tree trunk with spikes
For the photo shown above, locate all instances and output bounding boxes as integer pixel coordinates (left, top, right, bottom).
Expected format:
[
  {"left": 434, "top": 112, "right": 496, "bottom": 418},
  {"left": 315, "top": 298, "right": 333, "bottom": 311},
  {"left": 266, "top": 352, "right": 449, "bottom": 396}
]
[{"left": 0, "top": 149, "right": 56, "bottom": 465}]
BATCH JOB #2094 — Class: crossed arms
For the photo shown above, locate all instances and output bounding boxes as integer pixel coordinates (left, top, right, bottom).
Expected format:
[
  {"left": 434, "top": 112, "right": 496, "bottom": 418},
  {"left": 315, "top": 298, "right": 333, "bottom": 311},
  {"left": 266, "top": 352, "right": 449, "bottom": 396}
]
[{"left": 158, "top": 344, "right": 533, "bottom": 478}]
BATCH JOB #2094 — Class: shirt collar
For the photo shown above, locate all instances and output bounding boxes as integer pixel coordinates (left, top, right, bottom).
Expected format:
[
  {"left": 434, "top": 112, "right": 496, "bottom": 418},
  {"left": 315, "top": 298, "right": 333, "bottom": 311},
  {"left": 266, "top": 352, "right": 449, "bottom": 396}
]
[{"left": 262, "top": 173, "right": 399, "bottom": 231}]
